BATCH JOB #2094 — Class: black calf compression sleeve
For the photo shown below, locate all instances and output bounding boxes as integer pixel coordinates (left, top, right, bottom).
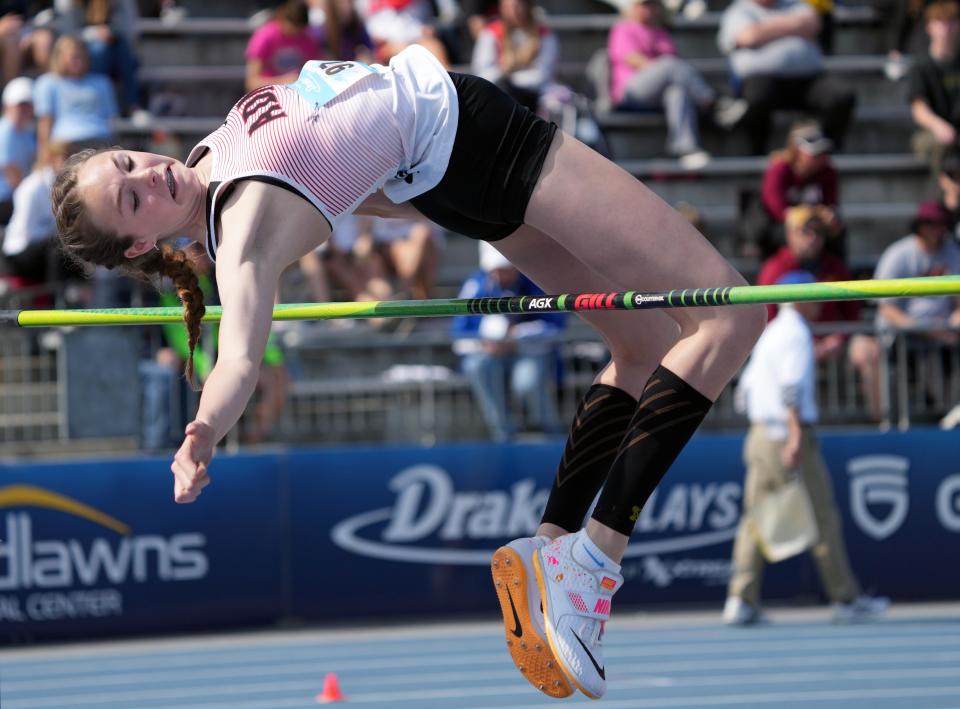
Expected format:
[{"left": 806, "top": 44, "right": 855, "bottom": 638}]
[
  {"left": 540, "top": 384, "right": 637, "bottom": 532},
  {"left": 591, "top": 365, "right": 712, "bottom": 536}
]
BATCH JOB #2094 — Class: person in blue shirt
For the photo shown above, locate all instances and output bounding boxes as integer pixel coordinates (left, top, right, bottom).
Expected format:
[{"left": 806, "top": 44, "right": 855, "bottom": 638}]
[
  {"left": 452, "top": 241, "right": 565, "bottom": 441},
  {"left": 0, "top": 76, "right": 36, "bottom": 225},
  {"left": 34, "top": 34, "right": 117, "bottom": 160}
]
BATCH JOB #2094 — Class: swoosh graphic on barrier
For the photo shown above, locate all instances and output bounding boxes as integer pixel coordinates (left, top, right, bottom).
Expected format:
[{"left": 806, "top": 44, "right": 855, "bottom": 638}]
[
  {"left": 330, "top": 508, "right": 737, "bottom": 565},
  {"left": 0, "top": 484, "right": 131, "bottom": 535}
]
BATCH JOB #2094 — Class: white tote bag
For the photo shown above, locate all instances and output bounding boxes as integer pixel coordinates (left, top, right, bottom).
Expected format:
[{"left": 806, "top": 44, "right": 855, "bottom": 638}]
[{"left": 748, "top": 473, "right": 819, "bottom": 563}]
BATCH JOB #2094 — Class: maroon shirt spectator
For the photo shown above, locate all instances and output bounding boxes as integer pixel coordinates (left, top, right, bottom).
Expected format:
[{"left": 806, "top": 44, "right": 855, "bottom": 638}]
[{"left": 762, "top": 123, "right": 839, "bottom": 222}]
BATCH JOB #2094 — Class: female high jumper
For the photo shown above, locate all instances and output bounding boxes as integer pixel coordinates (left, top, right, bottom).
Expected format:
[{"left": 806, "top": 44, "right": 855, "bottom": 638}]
[{"left": 52, "top": 45, "right": 765, "bottom": 699}]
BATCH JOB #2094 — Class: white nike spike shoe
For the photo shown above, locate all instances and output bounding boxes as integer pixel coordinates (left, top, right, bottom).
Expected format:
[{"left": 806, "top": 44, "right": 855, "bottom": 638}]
[
  {"left": 533, "top": 529, "right": 623, "bottom": 700},
  {"left": 491, "top": 536, "right": 573, "bottom": 698}
]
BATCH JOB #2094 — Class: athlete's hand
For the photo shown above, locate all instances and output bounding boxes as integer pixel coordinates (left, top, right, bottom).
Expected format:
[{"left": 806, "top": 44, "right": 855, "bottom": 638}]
[{"left": 171, "top": 421, "right": 215, "bottom": 503}]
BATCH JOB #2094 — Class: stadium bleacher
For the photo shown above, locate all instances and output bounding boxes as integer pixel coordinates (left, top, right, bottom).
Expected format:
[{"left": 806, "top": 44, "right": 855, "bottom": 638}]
[
  {"left": 121, "top": 0, "right": 917, "bottom": 275},
  {"left": 4, "top": 0, "right": 957, "bottom": 453}
]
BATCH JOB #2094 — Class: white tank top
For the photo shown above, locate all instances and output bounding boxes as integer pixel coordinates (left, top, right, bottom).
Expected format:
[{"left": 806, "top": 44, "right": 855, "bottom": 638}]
[{"left": 186, "top": 45, "right": 458, "bottom": 261}]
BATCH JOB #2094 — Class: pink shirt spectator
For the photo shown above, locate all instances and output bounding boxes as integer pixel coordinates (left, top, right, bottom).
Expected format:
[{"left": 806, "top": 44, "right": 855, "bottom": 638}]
[
  {"left": 608, "top": 20, "right": 676, "bottom": 105},
  {"left": 761, "top": 157, "right": 839, "bottom": 223},
  {"left": 246, "top": 20, "right": 324, "bottom": 78}
]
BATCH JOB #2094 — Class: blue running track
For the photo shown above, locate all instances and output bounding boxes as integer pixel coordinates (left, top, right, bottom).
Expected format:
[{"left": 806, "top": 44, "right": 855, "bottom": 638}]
[{"left": 2, "top": 603, "right": 959, "bottom": 708}]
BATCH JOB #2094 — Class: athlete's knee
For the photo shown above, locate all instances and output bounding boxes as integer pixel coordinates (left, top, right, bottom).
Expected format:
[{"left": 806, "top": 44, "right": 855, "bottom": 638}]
[{"left": 716, "top": 303, "right": 766, "bottom": 352}]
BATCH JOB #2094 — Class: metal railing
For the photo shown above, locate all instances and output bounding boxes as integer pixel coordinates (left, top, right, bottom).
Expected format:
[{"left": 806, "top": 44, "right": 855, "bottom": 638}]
[{"left": 0, "top": 318, "right": 957, "bottom": 456}]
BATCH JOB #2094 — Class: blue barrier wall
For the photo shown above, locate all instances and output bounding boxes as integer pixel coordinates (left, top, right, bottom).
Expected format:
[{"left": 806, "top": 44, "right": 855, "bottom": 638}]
[{"left": 1, "top": 429, "right": 958, "bottom": 641}]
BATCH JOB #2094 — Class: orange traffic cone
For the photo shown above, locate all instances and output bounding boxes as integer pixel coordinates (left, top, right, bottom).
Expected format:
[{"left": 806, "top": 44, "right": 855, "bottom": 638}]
[{"left": 315, "top": 672, "right": 346, "bottom": 703}]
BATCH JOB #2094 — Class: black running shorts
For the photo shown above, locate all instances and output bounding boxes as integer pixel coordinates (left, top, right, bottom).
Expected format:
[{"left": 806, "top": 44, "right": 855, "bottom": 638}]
[{"left": 409, "top": 72, "right": 558, "bottom": 242}]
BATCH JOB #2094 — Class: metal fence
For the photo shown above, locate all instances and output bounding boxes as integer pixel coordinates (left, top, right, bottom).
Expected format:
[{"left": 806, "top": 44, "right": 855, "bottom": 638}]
[{"left": 1, "top": 317, "right": 957, "bottom": 456}]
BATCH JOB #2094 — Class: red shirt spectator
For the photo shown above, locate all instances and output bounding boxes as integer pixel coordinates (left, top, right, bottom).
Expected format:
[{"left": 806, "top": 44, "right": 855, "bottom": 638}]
[{"left": 757, "top": 205, "right": 859, "bottom": 325}]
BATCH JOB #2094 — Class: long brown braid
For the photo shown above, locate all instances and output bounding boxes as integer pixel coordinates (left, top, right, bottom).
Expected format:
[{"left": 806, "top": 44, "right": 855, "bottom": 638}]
[{"left": 52, "top": 148, "right": 207, "bottom": 390}]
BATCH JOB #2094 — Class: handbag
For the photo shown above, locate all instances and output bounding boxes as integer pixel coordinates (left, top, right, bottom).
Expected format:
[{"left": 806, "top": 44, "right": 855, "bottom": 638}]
[{"left": 747, "top": 472, "right": 819, "bottom": 563}]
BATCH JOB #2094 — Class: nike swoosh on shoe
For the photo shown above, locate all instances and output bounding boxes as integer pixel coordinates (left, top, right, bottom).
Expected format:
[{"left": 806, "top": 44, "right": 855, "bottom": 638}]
[
  {"left": 506, "top": 586, "right": 523, "bottom": 638},
  {"left": 573, "top": 631, "right": 605, "bottom": 680}
]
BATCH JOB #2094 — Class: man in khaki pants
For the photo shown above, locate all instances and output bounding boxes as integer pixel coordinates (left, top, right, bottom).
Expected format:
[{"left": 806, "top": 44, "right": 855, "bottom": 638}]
[{"left": 723, "top": 270, "right": 888, "bottom": 625}]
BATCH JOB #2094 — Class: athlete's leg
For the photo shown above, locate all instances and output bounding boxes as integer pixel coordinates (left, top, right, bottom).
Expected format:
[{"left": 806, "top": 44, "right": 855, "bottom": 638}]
[
  {"left": 523, "top": 131, "right": 765, "bottom": 556},
  {"left": 495, "top": 225, "right": 679, "bottom": 538},
  {"left": 506, "top": 135, "right": 765, "bottom": 698},
  {"left": 524, "top": 131, "right": 764, "bottom": 403},
  {"left": 489, "top": 227, "right": 677, "bottom": 699}
]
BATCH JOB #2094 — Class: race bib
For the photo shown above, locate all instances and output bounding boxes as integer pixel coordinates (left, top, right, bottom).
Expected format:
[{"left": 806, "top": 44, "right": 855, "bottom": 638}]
[{"left": 290, "top": 60, "right": 376, "bottom": 108}]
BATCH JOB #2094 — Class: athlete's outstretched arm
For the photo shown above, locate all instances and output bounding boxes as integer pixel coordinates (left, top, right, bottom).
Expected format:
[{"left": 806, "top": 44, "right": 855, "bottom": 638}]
[{"left": 170, "top": 181, "right": 328, "bottom": 503}]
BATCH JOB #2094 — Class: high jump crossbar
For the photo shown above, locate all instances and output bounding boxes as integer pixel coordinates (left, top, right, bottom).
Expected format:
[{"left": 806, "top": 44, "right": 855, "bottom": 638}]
[{"left": 1, "top": 276, "right": 959, "bottom": 327}]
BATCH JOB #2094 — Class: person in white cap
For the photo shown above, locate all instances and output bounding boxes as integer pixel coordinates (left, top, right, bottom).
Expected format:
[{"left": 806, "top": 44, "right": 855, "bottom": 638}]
[
  {"left": 0, "top": 75, "right": 36, "bottom": 225},
  {"left": 451, "top": 241, "right": 564, "bottom": 441}
]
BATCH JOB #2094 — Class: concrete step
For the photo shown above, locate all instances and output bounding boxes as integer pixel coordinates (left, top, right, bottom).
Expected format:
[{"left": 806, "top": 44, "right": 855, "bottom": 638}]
[
  {"left": 599, "top": 105, "right": 914, "bottom": 159},
  {"left": 692, "top": 201, "right": 916, "bottom": 266},
  {"left": 135, "top": 54, "right": 909, "bottom": 121},
  {"left": 562, "top": 54, "right": 909, "bottom": 109},
  {"left": 623, "top": 154, "right": 928, "bottom": 211},
  {"left": 136, "top": 8, "right": 886, "bottom": 66},
  {"left": 550, "top": 8, "right": 886, "bottom": 62}
]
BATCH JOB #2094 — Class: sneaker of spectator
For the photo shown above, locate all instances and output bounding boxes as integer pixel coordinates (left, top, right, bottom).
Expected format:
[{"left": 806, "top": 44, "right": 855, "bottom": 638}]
[
  {"left": 940, "top": 402, "right": 960, "bottom": 428},
  {"left": 713, "top": 95, "right": 749, "bottom": 129},
  {"left": 722, "top": 596, "right": 767, "bottom": 626},
  {"left": 831, "top": 595, "right": 890, "bottom": 624}
]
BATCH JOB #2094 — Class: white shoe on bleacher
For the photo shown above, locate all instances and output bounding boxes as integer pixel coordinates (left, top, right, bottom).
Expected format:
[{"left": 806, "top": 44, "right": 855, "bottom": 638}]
[
  {"left": 678, "top": 150, "right": 711, "bottom": 171},
  {"left": 533, "top": 529, "right": 623, "bottom": 699}
]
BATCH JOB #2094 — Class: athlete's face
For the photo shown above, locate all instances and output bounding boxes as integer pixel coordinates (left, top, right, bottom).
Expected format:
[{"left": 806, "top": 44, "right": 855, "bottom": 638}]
[{"left": 78, "top": 150, "right": 203, "bottom": 258}]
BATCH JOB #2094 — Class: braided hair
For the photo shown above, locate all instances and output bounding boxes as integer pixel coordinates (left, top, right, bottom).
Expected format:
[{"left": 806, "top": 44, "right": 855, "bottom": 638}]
[{"left": 52, "top": 148, "right": 207, "bottom": 390}]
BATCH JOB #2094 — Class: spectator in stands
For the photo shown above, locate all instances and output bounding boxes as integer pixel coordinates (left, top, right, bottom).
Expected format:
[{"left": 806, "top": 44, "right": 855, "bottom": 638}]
[
  {"left": 725, "top": 269, "right": 889, "bottom": 626},
  {"left": 297, "top": 214, "right": 395, "bottom": 317},
  {"left": 54, "top": 0, "right": 146, "bottom": 119},
  {"left": 312, "top": 0, "right": 375, "bottom": 62},
  {"left": 874, "top": 200, "right": 960, "bottom": 423},
  {"left": 608, "top": 0, "right": 747, "bottom": 170},
  {"left": 0, "top": 3, "right": 55, "bottom": 83},
  {"left": 460, "top": 0, "right": 500, "bottom": 37},
  {"left": 909, "top": 0, "right": 960, "bottom": 178},
  {"left": 805, "top": 0, "right": 834, "bottom": 53},
  {"left": 758, "top": 205, "right": 882, "bottom": 420},
  {"left": 888, "top": 0, "right": 934, "bottom": 81},
  {"left": 0, "top": 76, "right": 36, "bottom": 225},
  {"left": 754, "top": 121, "right": 844, "bottom": 258},
  {"left": 372, "top": 217, "right": 440, "bottom": 300},
  {"left": 1, "top": 140, "right": 71, "bottom": 285},
  {"left": 34, "top": 34, "right": 117, "bottom": 159},
  {"left": 471, "top": 0, "right": 556, "bottom": 112},
  {"left": 937, "top": 147, "right": 960, "bottom": 231},
  {"left": 452, "top": 242, "right": 564, "bottom": 442},
  {"left": 246, "top": 0, "right": 325, "bottom": 91},
  {"left": 363, "top": 0, "right": 450, "bottom": 65},
  {"left": 875, "top": 199, "right": 960, "bottom": 341},
  {"left": 717, "top": 0, "right": 856, "bottom": 155}
]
